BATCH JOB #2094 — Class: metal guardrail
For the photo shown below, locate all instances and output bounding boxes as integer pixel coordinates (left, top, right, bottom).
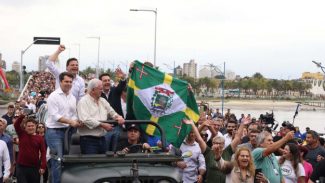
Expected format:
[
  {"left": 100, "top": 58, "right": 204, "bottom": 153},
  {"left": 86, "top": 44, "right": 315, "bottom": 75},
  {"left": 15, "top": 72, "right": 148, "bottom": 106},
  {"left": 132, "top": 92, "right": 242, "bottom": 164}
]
[
  {"left": 18, "top": 75, "right": 33, "bottom": 101},
  {"left": 64, "top": 120, "right": 167, "bottom": 154},
  {"left": 302, "top": 101, "right": 325, "bottom": 108}
]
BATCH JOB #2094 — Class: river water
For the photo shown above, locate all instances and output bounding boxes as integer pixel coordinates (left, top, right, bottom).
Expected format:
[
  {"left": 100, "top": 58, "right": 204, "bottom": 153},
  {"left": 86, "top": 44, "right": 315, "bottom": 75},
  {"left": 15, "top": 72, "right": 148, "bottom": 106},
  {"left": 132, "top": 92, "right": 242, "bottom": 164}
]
[{"left": 209, "top": 101, "right": 325, "bottom": 134}]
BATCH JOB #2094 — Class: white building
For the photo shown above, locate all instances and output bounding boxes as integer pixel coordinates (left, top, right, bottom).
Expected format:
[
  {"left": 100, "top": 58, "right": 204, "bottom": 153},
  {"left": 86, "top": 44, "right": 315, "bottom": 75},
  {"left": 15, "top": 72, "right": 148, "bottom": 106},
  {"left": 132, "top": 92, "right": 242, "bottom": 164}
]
[
  {"left": 198, "top": 66, "right": 222, "bottom": 78},
  {"left": 12, "top": 61, "right": 20, "bottom": 73},
  {"left": 175, "top": 65, "right": 182, "bottom": 76},
  {"left": 225, "top": 70, "right": 236, "bottom": 80},
  {"left": 183, "top": 59, "right": 197, "bottom": 78},
  {"left": 38, "top": 55, "right": 49, "bottom": 71}
]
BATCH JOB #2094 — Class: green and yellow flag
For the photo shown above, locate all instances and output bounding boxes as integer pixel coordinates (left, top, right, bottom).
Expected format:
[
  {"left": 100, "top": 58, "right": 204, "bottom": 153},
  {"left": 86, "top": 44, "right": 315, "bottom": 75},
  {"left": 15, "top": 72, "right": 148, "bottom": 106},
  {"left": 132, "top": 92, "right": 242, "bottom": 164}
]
[{"left": 127, "top": 60, "right": 199, "bottom": 147}]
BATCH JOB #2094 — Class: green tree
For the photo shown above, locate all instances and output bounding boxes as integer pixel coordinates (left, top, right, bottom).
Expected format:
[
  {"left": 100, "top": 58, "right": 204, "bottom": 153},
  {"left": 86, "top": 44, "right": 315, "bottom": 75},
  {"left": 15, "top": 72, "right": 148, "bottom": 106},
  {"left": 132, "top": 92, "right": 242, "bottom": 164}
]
[
  {"left": 80, "top": 66, "right": 96, "bottom": 78},
  {"left": 5, "top": 70, "right": 20, "bottom": 88},
  {"left": 252, "top": 72, "right": 264, "bottom": 79}
]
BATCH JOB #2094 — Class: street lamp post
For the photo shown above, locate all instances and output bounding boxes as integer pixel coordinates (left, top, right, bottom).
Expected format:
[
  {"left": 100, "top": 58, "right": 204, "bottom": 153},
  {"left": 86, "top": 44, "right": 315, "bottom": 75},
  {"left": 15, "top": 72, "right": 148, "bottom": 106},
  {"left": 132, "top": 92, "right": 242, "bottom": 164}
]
[
  {"left": 130, "top": 8, "right": 157, "bottom": 67},
  {"left": 212, "top": 62, "right": 226, "bottom": 116},
  {"left": 87, "top": 37, "right": 100, "bottom": 78},
  {"left": 221, "top": 62, "right": 226, "bottom": 116},
  {"left": 20, "top": 37, "right": 60, "bottom": 91}
]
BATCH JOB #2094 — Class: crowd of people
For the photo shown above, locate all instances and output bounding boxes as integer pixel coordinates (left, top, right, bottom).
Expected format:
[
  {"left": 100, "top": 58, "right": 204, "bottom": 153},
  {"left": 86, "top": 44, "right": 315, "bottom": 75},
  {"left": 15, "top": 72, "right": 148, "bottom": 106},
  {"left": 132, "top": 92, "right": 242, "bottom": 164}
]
[{"left": 0, "top": 44, "right": 324, "bottom": 183}]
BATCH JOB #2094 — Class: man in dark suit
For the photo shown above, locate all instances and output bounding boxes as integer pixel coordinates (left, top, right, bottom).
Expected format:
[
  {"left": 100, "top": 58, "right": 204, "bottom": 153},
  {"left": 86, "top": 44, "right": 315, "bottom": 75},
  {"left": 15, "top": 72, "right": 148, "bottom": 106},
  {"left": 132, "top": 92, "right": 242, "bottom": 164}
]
[
  {"left": 100, "top": 68, "right": 126, "bottom": 115},
  {"left": 100, "top": 68, "right": 127, "bottom": 151}
]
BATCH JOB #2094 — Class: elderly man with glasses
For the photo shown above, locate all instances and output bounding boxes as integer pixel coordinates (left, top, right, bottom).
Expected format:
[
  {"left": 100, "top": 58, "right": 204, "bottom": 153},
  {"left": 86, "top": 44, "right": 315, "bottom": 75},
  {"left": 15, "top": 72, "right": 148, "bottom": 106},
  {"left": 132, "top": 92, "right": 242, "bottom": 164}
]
[{"left": 183, "top": 118, "right": 246, "bottom": 183}]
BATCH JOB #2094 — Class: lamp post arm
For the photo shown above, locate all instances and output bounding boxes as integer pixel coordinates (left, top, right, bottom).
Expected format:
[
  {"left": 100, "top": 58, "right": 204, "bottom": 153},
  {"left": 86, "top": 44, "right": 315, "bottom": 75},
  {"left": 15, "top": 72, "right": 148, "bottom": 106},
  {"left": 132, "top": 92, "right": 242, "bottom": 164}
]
[
  {"left": 130, "top": 8, "right": 157, "bottom": 66},
  {"left": 20, "top": 39, "right": 40, "bottom": 91},
  {"left": 130, "top": 9, "right": 156, "bottom": 13},
  {"left": 312, "top": 60, "right": 325, "bottom": 74}
]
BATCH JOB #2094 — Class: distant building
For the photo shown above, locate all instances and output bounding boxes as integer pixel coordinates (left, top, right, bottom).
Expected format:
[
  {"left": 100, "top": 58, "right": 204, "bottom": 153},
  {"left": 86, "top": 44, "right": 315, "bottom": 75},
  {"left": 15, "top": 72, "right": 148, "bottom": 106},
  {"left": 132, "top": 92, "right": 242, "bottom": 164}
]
[
  {"left": 198, "top": 66, "right": 221, "bottom": 78},
  {"left": 174, "top": 65, "right": 182, "bottom": 76},
  {"left": 38, "top": 55, "right": 49, "bottom": 71},
  {"left": 301, "top": 72, "right": 324, "bottom": 80},
  {"left": 183, "top": 59, "right": 197, "bottom": 78},
  {"left": 12, "top": 61, "right": 20, "bottom": 73},
  {"left": 225, "top": 70, "right": 236, "bottom": 80},
  {"left": 301, "top": 72, "right": 325, "bottom": 95},
  {"left": 235, "top": 75, "right": 241, "bottom": 80}
]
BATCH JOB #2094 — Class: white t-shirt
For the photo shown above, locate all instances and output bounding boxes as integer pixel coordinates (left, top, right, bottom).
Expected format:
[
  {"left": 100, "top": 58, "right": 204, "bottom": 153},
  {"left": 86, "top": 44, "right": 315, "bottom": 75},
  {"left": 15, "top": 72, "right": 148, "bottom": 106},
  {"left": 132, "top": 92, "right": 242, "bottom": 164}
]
[{"left": 280, "top": 159, "right": 305, "bottom": 183}]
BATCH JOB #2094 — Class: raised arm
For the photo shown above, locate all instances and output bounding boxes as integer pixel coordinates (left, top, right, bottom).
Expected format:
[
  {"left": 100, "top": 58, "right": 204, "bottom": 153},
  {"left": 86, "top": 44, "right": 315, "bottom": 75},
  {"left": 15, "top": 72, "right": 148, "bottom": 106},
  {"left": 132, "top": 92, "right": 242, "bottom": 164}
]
[
  {"left": 114, "top": 67, "right": 127, "bottom": 94},
  {"left": 263, "top": 131, "right": 294, "bottom": 157},
  {"left": 230, "top": 120, "right": 246, "bottom": 152},
  {"left": 182, "top": 119, "right": 207, "bottom": 153},
  {"left": 49, "top": 45, "right": 65, "bottom": 62},
  {"left": 14, "top": 115, "right": 25, "bottom": 136},
  {"left": 198, "top": 120, "right": 216, "bottom": 138},
  {"left": 46, "top": 45, "right": 65, "bottom": 77}
]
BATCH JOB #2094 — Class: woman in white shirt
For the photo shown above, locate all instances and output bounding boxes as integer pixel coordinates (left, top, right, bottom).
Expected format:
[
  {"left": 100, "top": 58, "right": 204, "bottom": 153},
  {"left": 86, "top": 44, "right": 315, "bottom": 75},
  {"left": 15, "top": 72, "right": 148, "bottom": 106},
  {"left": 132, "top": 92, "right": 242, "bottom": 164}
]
[{"left": 278, "top": 143, "right": 305, "bottom": 183}]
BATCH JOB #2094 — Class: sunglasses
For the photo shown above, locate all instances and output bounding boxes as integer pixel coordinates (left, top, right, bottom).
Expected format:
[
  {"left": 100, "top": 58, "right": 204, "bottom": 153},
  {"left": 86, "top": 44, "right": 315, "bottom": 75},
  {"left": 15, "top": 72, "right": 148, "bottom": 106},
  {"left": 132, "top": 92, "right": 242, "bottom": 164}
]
[{"left": 38, "top": 126, "right": 45, "bottom": 128}]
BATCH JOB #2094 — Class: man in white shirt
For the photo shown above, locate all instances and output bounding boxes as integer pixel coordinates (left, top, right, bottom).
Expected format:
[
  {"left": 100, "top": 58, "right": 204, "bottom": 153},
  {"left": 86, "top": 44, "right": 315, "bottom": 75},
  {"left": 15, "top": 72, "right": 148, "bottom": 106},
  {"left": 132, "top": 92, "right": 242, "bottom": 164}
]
[
  {"left": 26, "top": 99, "right": 36, "bottom": 113},
  {"left": 77, "top": 78, "right": 124, "bottom": 154},
  {"left": 0, "top": 140, "right": 10, "bottom": 183},
  {"left": 45, "top": 72, "right": 82, "bottom": 183},
  {"left": 178, "top": 130, "right": 206, "bottom": 183},
  {"left": 46, "top": 45, "right": 85, "bottom": 101},
  {"left": 223, "top": 119, "right": 237, "bottom": 149}
]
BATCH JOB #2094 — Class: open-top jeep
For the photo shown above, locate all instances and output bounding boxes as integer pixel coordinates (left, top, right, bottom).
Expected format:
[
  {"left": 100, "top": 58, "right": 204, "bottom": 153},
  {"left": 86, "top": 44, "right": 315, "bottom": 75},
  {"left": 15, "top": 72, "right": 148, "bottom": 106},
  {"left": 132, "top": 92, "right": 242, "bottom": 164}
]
[{"left": 59, "top": 120, "right": 182, "bottom": 183}]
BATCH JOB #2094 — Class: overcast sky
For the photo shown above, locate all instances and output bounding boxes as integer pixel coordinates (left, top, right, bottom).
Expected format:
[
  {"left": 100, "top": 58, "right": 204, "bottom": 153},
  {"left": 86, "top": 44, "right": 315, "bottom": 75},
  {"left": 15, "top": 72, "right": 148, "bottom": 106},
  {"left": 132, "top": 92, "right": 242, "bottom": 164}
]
[{"left": 1, "top": 0, "right": 325, "bottom": 79}]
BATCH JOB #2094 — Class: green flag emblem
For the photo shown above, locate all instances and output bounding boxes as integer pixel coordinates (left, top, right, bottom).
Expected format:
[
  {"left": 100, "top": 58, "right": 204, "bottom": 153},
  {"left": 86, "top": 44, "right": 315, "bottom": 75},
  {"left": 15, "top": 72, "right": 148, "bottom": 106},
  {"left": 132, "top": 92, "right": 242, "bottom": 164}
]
[{"left": 127, "top": 60, "right": 200, "bottom": 147}]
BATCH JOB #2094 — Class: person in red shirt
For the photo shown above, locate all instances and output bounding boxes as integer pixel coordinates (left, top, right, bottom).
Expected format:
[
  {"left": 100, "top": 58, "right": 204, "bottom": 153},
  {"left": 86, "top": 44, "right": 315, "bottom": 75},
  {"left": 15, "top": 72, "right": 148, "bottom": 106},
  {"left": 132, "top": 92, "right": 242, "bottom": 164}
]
[{"left": 14, "top": 115, "right": 46, "bottom": 183}]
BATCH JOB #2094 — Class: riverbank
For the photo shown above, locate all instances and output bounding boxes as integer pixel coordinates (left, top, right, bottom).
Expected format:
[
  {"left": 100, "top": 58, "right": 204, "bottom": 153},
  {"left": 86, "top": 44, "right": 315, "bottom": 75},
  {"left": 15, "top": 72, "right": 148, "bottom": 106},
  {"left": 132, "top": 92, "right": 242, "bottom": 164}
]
[{"left": 200, "top": 99, "right": 324, "bottom": 111}]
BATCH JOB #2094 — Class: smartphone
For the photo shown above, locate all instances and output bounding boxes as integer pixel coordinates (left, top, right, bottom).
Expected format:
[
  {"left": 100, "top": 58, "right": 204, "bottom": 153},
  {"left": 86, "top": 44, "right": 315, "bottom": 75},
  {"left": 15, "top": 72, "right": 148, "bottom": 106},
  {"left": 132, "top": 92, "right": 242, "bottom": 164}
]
[{"left": 254, "top": 168, "right": 262, "bottom": 183}]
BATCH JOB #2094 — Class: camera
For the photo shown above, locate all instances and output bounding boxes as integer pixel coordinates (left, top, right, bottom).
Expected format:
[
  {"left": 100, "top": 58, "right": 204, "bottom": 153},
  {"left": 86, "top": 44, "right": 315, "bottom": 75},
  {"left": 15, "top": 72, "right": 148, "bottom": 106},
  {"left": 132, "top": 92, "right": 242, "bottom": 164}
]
[
  {"left": 282, "top": 121, "right": 291, "bottom": 127},
  {"left": 259, "top": 112, "right": 275, "bottom": 125}
]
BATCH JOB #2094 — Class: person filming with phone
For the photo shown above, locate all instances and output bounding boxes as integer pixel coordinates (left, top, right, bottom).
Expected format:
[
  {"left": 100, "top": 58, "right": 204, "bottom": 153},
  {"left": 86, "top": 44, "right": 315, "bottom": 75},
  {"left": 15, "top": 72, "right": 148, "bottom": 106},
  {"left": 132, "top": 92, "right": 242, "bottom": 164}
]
[
  {"left": 216, "top": 146, "right": 268, "bottom": 183},
  {"left": 252, "top": 130, "right": 295, "bottom": 183}
]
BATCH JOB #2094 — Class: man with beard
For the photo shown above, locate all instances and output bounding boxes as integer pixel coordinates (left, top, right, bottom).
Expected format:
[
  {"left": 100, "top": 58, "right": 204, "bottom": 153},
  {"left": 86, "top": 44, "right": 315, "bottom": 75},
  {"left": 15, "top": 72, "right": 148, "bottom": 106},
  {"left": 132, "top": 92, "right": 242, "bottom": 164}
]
[
  {"left": 238, "top": 129, "right": 260, "bottom": 151},
  {"left": 305, "top": 130, "right": 325, "bottom": 168},
  {"left": 223, "top": 119, "right": 237, "bottom": 149}
]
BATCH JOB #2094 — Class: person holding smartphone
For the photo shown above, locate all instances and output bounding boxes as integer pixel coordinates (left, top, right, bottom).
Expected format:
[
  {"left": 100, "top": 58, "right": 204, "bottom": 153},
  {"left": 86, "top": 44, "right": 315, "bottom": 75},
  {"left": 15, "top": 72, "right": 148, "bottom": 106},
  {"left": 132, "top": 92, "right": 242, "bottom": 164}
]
[
  {"left": 253, "top": 130, "right": 295, "bottom": 183},
  {"left": 217, "top": 146, "right": 268, "bottom": 183}
]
